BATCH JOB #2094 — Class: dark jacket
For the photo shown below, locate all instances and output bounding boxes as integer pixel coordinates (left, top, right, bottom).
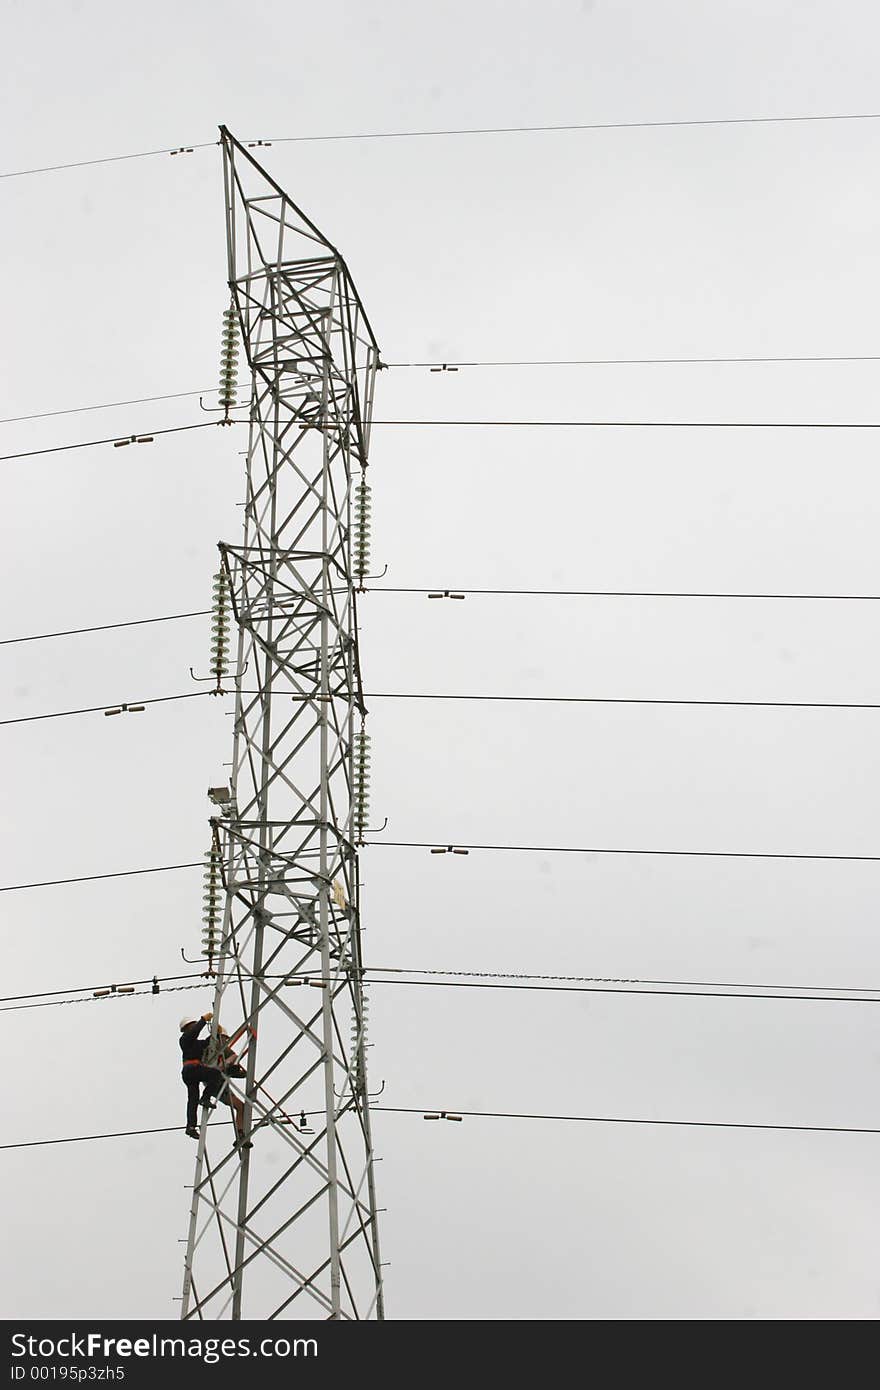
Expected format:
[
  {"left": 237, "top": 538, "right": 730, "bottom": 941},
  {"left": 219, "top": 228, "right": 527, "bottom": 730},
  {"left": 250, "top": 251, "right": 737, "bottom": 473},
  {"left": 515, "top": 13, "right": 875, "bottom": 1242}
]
[{"left": 180, "top": 1018, "right": 208, "bottom": 1063}]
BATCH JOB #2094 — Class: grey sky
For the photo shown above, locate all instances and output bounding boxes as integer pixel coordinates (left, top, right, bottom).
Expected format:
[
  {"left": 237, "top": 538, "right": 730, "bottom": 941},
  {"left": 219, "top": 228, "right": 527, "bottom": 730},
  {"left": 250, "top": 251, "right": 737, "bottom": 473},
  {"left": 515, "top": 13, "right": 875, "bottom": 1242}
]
[{"left": 2, "top": 0, "right": 880, "bottom": 1319}]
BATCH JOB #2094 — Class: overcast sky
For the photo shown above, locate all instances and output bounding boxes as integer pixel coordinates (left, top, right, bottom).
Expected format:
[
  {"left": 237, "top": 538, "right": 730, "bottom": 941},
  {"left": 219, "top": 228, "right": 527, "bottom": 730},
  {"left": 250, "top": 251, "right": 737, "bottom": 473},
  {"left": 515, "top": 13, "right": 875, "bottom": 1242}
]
[{"left": 2, "top": 0, "right": 880, "bottom": 1320}]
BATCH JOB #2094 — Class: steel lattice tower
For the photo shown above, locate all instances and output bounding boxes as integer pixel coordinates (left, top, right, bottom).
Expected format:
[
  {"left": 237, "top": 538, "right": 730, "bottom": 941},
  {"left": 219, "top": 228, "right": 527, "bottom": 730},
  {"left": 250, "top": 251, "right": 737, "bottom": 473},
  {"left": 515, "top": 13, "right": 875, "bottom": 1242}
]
[{"left": 180, "top": 128, "right": 384, "bottom": 1321}]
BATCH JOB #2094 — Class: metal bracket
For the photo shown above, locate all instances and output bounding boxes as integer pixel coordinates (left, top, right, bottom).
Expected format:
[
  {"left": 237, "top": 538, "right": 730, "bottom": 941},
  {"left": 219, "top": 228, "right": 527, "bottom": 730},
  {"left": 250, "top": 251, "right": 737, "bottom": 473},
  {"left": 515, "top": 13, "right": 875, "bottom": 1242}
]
[
  {"left": 189, "top": 659, "right": 248, "bottom": 689},
  {"left": 181, "top": 946, "right": 212, "bottom": 966},
  {"left": 199, "top": 394, "right": 250, "bottom": 414},
  {"left": 335, "top": 1076, "right": 385, "bottom": 1102}
]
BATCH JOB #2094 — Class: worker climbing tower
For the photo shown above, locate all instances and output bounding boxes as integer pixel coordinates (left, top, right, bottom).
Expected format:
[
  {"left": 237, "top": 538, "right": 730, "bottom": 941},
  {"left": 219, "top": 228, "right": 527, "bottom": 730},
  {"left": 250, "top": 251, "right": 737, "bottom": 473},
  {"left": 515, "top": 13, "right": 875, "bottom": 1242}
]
[{"left": 180, "top": 127, "right": 384, "bottom": 1320}]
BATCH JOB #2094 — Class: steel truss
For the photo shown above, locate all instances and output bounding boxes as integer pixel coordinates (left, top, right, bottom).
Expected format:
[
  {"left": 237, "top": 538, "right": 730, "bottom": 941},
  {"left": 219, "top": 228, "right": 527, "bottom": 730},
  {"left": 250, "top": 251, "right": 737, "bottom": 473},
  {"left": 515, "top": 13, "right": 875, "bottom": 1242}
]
[{"left": 180, "top": 128, "right": 384, "bottom": 1321}]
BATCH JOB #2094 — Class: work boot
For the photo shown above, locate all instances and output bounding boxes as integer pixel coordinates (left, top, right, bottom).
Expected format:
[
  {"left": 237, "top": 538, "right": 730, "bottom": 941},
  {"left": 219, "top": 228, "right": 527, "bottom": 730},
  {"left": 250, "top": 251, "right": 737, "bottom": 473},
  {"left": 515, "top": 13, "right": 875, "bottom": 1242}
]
[{"left": 185, "top": 1127, "right": 199, "bottom": 1139}]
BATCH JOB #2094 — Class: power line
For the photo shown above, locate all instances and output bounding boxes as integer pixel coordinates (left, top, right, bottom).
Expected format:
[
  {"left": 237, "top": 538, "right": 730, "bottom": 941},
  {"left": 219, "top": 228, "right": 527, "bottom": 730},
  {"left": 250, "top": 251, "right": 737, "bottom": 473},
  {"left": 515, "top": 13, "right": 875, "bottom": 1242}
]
[
  {"left": 371, "top": 1106, "right": 880, "bottom": 1136},
  {"left": 363, "top": 691, "right": 880, "bottom": 711},
  {"left": 0, "top": 690, "right": 211, "bottom": 729},
  {"left": 0, "top": 860, "right": 202, "bottom": 894},
  {"left": 0, "top": 1124, "right": 185, "bottom": 1150},
  {"left": 7, "top": 581, "right": 880, "bottom": 650},
  {"left": 0, "top": 141, "right": 218, "bottom": 181},
  {"left": 367, "top": 840, "right": 880, "bottom": 865},
  {"left": 7, "top": 686, "right": 880, "bottom": 733},
  {"left": 0, "top": 610, "right": 210, "bottom": 648},
  {"left": 387, "top": 353, "right": 880, "bottom": 368},
  {"left": 10, "top": 352, "right": 880, "bottom": 430},
  {"left": 371, "top": 964, "right": 880, "bottom": 995},
  {"left": 375, "top": 586, "right": 880, "bottom": 601},
  {"left": 8, "top": 417, "right": 880, "bottom": 466},
  {"left": 0, "top": 419, "right": 226, "bottom": 465},
  {"left": 3, "top": 1106, "right": 879, "bottom": 1152},
  {"left": 4, "top": 954, "right": 880, "bottom": 1010},
  {"left": 6, "top": 956, "right": 880, "bottom": 1007},
  {"left": 369, "top": 418, "right": 880, "bottom": 429},
  {"left": 266, "top": 111, "right": 880, "bottom": 142},
  {"left": 7, "top": 109, "right": 880, "bottom": 182},
  {"left": 0, "top": 389, "right": 214, "bottom": 427},
  {"left": 0, "top": 981, "right": 208, "bottom": 1014},
  {"left": 5, "top": 827, "right": 880, "bottom": 899},
  {"left": 0, "top": 971, "right": 207, "bottom": 1004},
  {"left": 366, "top": 976, "right": 880, "bottom": 1005},
  {"left": 6, "top": 354, "right": 880, "bottom": 429},
  {"left": 4, "top": 967, "right": 878, "bottom": 1016},
  {"left": 9, "top": 686, "right": 880, "bottom": 733}
]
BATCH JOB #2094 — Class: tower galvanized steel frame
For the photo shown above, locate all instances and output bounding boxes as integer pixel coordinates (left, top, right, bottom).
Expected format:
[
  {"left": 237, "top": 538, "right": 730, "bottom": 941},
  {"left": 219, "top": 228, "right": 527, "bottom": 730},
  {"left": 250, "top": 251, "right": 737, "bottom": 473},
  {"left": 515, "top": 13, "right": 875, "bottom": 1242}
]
[{"left": 180, "top": 127, "right": 384, "bottom": 1321}]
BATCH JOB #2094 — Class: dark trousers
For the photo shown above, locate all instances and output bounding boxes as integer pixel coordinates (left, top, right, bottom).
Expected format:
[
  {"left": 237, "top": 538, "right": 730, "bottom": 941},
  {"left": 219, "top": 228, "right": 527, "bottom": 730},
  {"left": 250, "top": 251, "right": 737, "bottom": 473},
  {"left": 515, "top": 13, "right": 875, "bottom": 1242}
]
[{"left": 181, "top": 1064, "right": 223, "bottom": 1128}]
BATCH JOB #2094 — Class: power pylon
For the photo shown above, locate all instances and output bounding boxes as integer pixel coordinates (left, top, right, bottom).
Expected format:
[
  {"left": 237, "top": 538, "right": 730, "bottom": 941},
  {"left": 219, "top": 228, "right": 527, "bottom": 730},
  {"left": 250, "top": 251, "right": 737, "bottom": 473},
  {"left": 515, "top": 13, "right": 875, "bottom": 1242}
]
[{"left": 180, "top": 127, "right": 384, "bottom": 1321}]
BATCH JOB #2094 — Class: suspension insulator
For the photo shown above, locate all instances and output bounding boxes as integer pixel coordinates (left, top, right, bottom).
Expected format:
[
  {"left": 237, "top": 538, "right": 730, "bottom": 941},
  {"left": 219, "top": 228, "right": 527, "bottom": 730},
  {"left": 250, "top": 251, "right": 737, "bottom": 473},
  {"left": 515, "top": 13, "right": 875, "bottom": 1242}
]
[
  {"left": 210, "top": 569, "right": 231, "bottom": 691},
  {"left": 352, "top": 723, "right": 371, "bottom": 844},
  {"left": 353, "top": 478, "right": 371, "bottom": 589},
  {"left": 201, "top": 844, "right": 222, "bottom": 964},
  {"left": 218, "top": 305, "right": 239, "bottom": 414},
  {"left": 350, "top": 997, "right": 366, "bottom": 1088}
]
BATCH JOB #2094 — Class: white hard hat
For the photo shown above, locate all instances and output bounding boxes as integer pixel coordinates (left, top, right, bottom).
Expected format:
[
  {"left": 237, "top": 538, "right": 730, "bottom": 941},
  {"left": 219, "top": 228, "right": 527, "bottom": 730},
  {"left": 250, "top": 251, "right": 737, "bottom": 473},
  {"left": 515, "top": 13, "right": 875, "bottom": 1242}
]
[{"left": 179, "top": 1015, "right": 198, "bottom": 1030}]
